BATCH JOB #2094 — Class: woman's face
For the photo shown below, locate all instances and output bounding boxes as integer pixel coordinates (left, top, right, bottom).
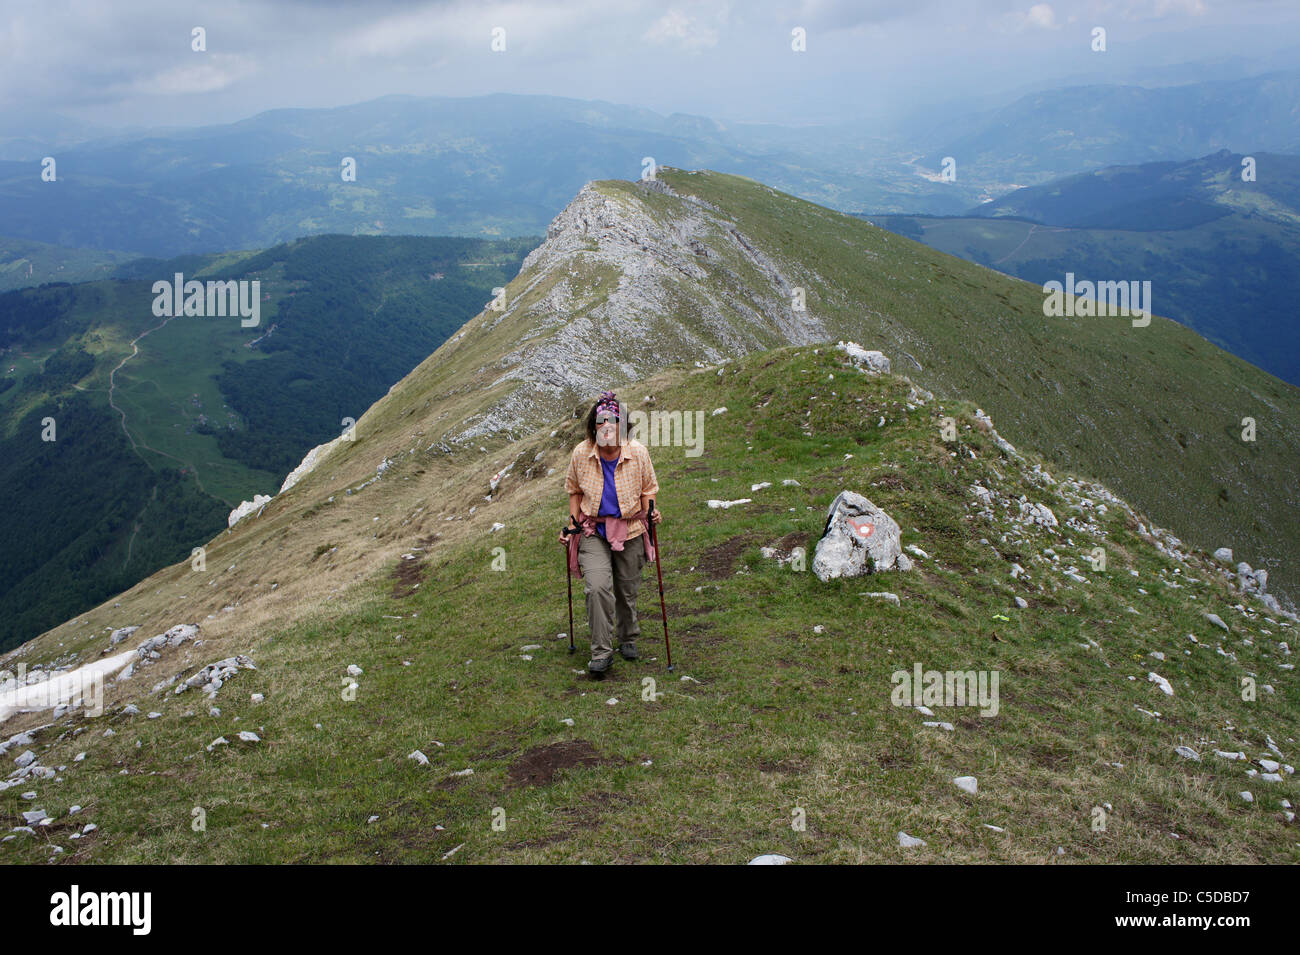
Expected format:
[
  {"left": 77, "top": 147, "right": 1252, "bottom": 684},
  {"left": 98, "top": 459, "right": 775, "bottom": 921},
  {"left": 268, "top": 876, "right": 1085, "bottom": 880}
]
[{"left": 595, "top": 413, "right": 620, "bottom": 447}]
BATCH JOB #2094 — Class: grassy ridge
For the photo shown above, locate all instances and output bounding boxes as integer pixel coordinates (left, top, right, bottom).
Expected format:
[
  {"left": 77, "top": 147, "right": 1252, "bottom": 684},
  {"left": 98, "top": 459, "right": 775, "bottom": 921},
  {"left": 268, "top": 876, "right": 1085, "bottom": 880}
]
[
  {"left": 646, "top": 169, "right": 1300, "bottom": 606},
  {"left": 4, "top": 345, "right": 1294, "bottom": 864}
]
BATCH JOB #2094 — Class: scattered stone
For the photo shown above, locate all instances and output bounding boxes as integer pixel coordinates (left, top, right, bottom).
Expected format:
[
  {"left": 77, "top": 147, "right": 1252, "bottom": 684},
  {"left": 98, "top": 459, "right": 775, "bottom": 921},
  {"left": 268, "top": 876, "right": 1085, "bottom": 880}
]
[
  {"left": 1147, "top": 672, "right": 1174, "bottom": 696},
  {"left": 109, "top": 626, "right": 140, "bottom": 646},
  {"left": 748, "top": 854, "right": 793, "bottom": 865},
  {"left": 237, "top": 731, "right": 260, "bottom": 743},
  {"left": 953, "top": 776, "right": 978, "bottom": 795},
  {"left": 408, "top": 750, "right": 429, "bottom": 766},
  {"left": 1205, "top": 613, "right": 1229, "bottom": 633},
  {"left": 441, "top": 843, "right": 465, "bottom": 861},
  {"left": 176, "top": 655, "right": 257, "bottom": 697},
  {"left": 897, "top": 831, "right": 926, "bottom": 848},
  {"left": 1174, "top": 746, "right": 1200, "bottom": 761},
  {"left": 1018, "top": 501, "right": 1058, "bottom": 528}
]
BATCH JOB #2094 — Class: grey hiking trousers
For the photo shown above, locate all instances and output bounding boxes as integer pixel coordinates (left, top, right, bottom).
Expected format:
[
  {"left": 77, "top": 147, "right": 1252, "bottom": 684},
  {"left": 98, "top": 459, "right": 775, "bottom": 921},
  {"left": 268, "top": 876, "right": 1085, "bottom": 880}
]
[{"left": 577, "top": 532, "right": 647, "bottom": 663}]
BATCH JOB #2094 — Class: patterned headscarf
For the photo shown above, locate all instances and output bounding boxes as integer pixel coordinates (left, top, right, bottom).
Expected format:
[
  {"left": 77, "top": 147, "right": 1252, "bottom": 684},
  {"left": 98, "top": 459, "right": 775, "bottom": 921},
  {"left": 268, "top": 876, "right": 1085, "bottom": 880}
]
[{"left": 595, "top": 390, "right": 620, "bottom": 421}]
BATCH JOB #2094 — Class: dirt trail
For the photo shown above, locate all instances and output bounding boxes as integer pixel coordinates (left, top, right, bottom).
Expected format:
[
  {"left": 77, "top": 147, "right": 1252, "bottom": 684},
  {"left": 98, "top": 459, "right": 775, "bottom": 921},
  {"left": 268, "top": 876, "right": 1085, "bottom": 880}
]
[
  {"left": 107, "top": 316, "right": 209, "bottom": 496},
  {"left": 994, "top": 222, "right": 1072, "bottom": 265}
]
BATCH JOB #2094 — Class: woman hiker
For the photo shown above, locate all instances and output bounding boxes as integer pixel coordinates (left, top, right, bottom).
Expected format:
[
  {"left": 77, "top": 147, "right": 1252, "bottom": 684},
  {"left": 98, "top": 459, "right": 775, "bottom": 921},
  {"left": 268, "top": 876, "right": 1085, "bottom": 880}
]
[{"left": 558, "top": 390, "right": 662, "bottom": 674}]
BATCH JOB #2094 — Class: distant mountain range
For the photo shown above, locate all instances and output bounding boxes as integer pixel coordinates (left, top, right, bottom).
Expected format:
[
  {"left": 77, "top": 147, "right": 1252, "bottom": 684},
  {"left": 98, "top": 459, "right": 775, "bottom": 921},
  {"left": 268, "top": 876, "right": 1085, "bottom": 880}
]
[
  {"left": 1, "top": 72, "right": 1298, "bottom": 256},
  {"left": 916, "top": 71, "right": 1300, "bottom": 189},
  {"left": 866, "top": 150, "right": 1300, "bottom": 384}
]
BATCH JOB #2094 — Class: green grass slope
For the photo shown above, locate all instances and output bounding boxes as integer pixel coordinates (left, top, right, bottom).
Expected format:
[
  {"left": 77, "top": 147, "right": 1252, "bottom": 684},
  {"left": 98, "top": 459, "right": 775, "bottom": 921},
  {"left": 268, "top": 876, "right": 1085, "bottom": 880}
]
[
  {"left": 637, "top": 169, "right": 1300, "bottom": 604},
  {"left": 0, "top": 237, "right": 137, "bottom": 293},
  {"left": 1, "top": 345, "right": 1295, "bottom": 863}
]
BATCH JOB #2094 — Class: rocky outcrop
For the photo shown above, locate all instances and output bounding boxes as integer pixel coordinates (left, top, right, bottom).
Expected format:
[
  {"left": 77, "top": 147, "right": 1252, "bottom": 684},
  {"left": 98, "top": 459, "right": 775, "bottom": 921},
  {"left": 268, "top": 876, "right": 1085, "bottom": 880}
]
[
  {"left": 813, "top": 490, "right": 913, "bottom": 581},
  {"left": 836, "top": 340, "right": 890, "bottom": 375},
  {"left": 280, "top": 434, "right": 346, "bottom": 495},
  {"left": 228, "top": 495, "right": 272, "bottom": 529},
  {"left": 176, "top": 655, "right": 257, "bottom": 698},
  {"left": 445, "top": 175, "right": 830, "bottom": 444}
]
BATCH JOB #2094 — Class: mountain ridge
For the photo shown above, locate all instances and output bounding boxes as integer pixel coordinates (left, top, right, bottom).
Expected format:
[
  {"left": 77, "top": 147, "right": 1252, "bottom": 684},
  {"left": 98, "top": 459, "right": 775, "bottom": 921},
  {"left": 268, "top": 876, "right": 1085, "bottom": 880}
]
[
  {"left": 1, "top": 340, "right": 1295, "bottom": 863},
  {"left": 8, "top": 166, "right": 1300, "bottom": 664}
]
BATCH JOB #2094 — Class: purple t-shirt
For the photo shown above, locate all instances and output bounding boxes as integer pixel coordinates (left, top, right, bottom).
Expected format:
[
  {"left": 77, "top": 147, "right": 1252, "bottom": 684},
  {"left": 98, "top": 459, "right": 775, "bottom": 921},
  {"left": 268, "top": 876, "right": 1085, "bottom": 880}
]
[{"left": 595, "top": 454, "right": 621, "bottom": 540}]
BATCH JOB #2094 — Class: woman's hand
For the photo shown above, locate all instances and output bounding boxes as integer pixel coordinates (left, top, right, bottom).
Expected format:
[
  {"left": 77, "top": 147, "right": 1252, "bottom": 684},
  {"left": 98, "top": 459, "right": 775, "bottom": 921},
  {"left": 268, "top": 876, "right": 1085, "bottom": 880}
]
[
  {"left": 650, "top": 507, "right": 663, "bottom": 525},
  {"left": 559, "top": 515, "right": 581, "bottom": 544}
]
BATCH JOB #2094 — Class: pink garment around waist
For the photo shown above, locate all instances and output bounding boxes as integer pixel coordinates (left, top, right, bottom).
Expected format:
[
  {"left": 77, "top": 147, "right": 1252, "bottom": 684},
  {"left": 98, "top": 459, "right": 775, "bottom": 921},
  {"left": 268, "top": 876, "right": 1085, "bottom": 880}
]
[{"left": 567, "top": 509, "right": 656, "bottom": 577}]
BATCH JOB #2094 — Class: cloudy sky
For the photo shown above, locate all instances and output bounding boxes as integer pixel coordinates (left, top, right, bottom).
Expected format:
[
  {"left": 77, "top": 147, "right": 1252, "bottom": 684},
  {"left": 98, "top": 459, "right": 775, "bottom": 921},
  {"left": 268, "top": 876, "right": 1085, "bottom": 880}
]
[{"left": 2, "top": 0, "right": 1297, "bottom": 132}]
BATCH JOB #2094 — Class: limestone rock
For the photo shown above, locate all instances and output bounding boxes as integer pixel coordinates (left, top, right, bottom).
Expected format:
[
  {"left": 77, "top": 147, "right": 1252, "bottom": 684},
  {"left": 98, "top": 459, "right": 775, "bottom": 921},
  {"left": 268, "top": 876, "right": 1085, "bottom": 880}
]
[
  {"left": 836, "top": 340, "right": 890, "bottom": 375},
  {"left": 813, "top": 490, "right": 911, "bottom": 581}
]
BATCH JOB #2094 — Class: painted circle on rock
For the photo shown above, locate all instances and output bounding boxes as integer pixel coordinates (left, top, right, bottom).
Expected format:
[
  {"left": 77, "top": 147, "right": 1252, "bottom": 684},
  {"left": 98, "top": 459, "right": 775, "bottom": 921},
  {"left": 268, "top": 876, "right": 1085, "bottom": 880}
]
[{"left": 848, "top": 518, "right": 875, "bottom": 539}]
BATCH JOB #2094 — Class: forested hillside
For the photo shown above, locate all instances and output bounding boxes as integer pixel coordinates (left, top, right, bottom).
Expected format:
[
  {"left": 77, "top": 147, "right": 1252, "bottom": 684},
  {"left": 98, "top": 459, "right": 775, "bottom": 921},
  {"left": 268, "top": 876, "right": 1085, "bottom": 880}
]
[{"left": 0, "top": 234, "right": 536, "bottom": 651}]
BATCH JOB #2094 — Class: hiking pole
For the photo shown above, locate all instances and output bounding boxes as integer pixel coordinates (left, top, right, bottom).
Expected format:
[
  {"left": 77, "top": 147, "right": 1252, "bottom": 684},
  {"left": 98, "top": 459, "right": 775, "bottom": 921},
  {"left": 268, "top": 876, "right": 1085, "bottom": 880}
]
[
  {"left": 647, "top": 500, "right": 673, "bottom": 672},
  {"left": 561, "top": 515, "right": 580, "bottom": 654}
]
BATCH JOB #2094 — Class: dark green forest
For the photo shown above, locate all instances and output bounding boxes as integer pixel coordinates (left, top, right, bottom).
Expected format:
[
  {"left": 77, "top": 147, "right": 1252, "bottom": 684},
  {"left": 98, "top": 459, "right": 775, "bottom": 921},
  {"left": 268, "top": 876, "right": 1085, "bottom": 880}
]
[
  {"left": 210, "top": 235, "right": 533, "bottom": 473},
  {"left": 0, "top": 394, "right": 226, "bottom": 652}
]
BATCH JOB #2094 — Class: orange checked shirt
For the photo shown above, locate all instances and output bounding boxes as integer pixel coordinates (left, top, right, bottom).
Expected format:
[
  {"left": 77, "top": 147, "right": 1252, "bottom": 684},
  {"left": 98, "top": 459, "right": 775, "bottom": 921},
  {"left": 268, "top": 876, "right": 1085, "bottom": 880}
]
[{"left": 564, "top": 438, "right": 660, "bottom": 541}]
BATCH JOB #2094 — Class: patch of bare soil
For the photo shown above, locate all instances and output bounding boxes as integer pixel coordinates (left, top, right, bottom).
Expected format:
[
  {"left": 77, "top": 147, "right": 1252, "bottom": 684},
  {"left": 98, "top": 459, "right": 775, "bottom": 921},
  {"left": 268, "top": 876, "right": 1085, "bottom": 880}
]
[
  {"left": 507, "top": 740, "right": 604, "bottom": 789},
  {"left": 390, "top": 557, "right": 426, "bottom": 598},
  {"left": 697, "top": 534, "right": 762, "bottom": 579}
]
